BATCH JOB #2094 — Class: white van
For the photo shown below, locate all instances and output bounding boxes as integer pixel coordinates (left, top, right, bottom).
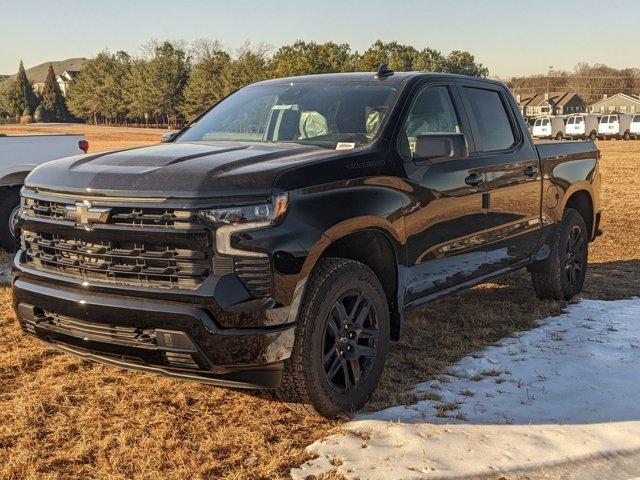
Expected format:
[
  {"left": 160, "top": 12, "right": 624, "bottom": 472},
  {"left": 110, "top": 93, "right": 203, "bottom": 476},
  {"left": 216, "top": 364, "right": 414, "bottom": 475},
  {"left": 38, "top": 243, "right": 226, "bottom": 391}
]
[
  {"left": 630, "top": 114, "right": 640, "bottom": 139},
  {"left": 598, "top": 114, "right": 632, "bottom": 140},
  {"left": 532, "top": 116, "right": 565, "bottom": 140},
  {"left": 565, "top": 114, "right": 599, "bottom": 141}
]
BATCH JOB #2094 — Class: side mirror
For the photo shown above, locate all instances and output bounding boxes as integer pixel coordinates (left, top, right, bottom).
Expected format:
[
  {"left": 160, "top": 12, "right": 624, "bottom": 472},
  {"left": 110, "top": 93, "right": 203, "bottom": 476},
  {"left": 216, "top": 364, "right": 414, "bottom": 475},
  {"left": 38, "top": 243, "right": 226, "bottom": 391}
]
[
  {"left": 413, "top": 133, "right": 468, "bottom": 164},
  {"left": 161, "top": 132, "right": 176, "bottom": 143}
]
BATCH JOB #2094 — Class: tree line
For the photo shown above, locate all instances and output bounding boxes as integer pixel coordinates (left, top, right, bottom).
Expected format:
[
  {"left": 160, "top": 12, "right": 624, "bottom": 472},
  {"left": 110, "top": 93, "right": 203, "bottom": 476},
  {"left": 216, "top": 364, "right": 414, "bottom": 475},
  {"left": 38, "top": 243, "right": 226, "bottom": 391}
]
[
  {"left": 508, "top": 63, "right": 640, "bottom": 104},
  {"left": 0, "top": 39, "right": 489, "bottom": 127}
]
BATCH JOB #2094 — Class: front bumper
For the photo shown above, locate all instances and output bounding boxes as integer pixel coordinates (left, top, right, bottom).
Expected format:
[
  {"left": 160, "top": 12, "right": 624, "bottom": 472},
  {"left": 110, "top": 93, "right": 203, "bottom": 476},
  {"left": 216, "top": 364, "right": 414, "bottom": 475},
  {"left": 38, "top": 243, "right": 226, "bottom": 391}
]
[{"left": 13, "top": 275, "right": 297, "bottom": 389}]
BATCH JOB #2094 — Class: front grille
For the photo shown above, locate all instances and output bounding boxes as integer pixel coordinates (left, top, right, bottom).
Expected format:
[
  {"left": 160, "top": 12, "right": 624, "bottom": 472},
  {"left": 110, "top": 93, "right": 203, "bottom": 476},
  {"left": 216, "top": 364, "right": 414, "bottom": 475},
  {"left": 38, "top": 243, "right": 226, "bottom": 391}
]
[
  {"left": 21, "top": 230, "right": 211, "bottom": 289},
  {"left": 19, "top": 192, "right": 213, "bottom": 290},
  {"left": 23, "top": 197, "right": 199, "bottom": 229}
]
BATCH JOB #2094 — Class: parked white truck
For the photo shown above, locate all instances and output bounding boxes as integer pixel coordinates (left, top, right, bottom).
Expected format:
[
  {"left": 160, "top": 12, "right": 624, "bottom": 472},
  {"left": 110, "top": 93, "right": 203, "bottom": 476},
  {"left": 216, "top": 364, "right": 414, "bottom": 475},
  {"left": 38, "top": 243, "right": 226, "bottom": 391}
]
[
  {"left": 564, "top": 114, "right": 599, "bottom": 141},
  {"left": 630, "top": 114, "right": 640, "bottom": 139},
  {"left": 532, "top": 116, "right": 565, "bottom": 140},
  {"left": 598, "top": 114, "right": 632, "bottom": 140},
  {"left": 0, "top": 133, "right": 88, "bottom": 250}
]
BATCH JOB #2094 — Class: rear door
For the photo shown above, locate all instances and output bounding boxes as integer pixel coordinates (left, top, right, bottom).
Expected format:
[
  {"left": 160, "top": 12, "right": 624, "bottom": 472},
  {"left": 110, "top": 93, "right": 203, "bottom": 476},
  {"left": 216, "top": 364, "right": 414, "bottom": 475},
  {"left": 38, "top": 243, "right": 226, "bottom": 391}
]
[
  {"left": 456, "top": 80, "right": 542, "bottom": 271},
  {"left": 396, "top": 81, "right": 488, "bottom": 304}
]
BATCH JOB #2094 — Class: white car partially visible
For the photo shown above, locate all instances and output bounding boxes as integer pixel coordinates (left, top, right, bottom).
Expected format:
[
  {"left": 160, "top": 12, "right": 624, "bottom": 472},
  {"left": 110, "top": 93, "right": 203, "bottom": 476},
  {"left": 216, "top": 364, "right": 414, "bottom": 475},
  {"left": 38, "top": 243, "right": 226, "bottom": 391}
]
[
  {"left": 0, "top": 133, "right": 88, "bottom": 250},
  {"left": 630, "top": 114, "right": 640, "bottom": 139}
]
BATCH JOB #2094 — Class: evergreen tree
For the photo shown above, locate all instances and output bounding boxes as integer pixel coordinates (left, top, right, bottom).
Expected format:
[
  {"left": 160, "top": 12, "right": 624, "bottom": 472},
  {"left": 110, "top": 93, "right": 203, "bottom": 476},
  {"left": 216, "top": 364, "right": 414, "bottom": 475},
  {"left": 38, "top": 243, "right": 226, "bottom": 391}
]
[
  {"left": 180, "top": 40, "right": 230, "bottom": 121},
  {"left": 356, "top": 41, "right": 419, "bottom": 72},
  {"left": 41, "top": 64, "right": 68, "bottom": 121},
  {"left": 11, "top": 60, "right": 38, "bottom": 117},
  {"left": 124, "top": 41, "right": 190, "bottom": 126},
  {"left": 269, "top": 40, "right": 355, "bottom": 78},
  {"left": 222, "top": 43, "right": 270, "bottom": 95}
]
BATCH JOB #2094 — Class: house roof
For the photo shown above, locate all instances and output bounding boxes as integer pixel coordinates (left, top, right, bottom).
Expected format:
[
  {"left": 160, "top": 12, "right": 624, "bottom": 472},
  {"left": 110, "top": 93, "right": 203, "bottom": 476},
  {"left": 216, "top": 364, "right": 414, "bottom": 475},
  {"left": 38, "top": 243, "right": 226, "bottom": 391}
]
[
  {"left": 4, "top": 58, "right": 89, "bottom": 84},
  {"left": 528, "top": 92, "right": 580, "bottom": 108},
  {"left": 588, "top": 93, "right": 640, "bottom": 108}
]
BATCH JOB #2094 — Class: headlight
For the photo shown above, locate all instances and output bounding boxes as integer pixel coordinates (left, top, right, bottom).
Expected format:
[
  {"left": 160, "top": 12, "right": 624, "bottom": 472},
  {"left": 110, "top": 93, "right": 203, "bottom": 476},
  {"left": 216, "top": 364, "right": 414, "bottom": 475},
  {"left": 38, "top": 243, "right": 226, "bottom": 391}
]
[{"left": 200, "top": 194, "right": 288, "bottom": 257}]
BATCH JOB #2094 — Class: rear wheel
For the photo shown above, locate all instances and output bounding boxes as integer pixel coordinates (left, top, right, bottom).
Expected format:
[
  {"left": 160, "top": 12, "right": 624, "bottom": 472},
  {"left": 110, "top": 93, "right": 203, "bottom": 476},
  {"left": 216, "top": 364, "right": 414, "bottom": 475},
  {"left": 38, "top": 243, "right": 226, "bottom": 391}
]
[
  {"left": 278, "top": 258, "right": 389, "bottom": 417},
  {"left": 0, "top": 188, "right": 21, "bottom": 251},
  {"left": 588, "top": 131, "right": 597, "bottom": 141},
  {"left": 623, "top": 131, "right": 631, "bottom": 141},
  {"left": 555, "top": 132, "right": 563, "bottom": 140},
  {"left": 530, "top": 208, "right": 588, "bottom": 300}
]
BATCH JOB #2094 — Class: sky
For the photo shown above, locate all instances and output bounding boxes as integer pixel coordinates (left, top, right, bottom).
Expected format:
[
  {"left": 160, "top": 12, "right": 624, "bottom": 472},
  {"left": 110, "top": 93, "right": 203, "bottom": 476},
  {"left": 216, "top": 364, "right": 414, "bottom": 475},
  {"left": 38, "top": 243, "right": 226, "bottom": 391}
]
[{"left": 1, "top": 0, "right": 638, "bottom": 78}]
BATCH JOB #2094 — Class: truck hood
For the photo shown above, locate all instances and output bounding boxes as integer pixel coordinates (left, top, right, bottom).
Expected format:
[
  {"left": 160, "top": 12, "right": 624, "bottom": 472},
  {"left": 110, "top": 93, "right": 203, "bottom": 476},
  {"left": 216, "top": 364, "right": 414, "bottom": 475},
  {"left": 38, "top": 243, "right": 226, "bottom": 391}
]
[{"left": 25, "top": 141, "right": 334, "bottom": 200}]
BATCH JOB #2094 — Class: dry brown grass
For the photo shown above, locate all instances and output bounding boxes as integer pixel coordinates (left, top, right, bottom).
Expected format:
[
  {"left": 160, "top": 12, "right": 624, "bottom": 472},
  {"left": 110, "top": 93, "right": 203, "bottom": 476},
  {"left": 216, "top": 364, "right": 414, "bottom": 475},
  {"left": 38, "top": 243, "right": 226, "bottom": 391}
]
[{"left": 0, "top": 124, "right": 638, "bottom": 479}]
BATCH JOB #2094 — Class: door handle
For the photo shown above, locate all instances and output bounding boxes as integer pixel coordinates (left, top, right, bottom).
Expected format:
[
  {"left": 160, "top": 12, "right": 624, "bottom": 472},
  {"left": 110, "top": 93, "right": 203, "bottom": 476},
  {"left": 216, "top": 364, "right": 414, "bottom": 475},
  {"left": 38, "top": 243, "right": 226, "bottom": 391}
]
[
  {"left": 524, "top": 165, "right": 538, "bottom": 177},
  {"left": 464, "top": 173, "right": 485, "bottom": 187}
]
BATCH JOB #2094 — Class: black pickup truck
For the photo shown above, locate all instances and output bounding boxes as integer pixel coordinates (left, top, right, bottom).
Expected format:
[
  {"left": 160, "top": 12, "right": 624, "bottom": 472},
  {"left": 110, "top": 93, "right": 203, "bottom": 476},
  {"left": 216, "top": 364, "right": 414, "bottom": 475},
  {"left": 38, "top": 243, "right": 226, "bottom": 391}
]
[{"left": 12, "top": 68, "right": 602, "bottom": 417}]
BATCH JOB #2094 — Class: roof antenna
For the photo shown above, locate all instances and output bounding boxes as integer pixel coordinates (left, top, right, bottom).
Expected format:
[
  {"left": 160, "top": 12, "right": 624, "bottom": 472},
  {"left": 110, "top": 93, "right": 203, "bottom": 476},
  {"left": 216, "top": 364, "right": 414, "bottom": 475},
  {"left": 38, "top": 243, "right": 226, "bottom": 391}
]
[{"left": 375, "top": 63, "right": 394, "bottom": 79}]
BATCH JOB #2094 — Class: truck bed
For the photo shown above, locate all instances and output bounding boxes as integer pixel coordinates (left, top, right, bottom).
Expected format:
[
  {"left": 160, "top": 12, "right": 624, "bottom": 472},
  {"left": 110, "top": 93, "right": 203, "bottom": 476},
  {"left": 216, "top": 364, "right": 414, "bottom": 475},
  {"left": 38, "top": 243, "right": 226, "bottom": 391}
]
[{"left": 534, "top": 139, "right": 599, "bottom": 162}]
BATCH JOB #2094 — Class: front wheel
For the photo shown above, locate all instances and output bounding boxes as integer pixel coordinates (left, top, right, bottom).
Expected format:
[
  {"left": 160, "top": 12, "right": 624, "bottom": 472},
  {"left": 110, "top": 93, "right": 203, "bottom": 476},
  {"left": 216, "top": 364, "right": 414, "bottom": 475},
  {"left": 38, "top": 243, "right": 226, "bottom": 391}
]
[
  {"left": 530, "top": 208, "right": 588, "bottom": 300},
  {"left": 278, "top": 258, "right": 390, "bottom": 417},
  {"left": 0, "top": 188, "right": 21, "bottom": 251}
]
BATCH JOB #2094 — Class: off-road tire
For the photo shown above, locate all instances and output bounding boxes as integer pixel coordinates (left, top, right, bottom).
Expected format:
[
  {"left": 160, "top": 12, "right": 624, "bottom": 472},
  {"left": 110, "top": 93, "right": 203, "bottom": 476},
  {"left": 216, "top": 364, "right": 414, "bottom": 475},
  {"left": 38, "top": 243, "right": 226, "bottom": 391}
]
[
  {"left": 277, "top": 258, "right": 390, "bottom": 417},
  {"left": 530, "top": 208, "right": 588, "bottom": 300},
  {"left": 0, "top": 188, "right": 21, "bottom": 251}
]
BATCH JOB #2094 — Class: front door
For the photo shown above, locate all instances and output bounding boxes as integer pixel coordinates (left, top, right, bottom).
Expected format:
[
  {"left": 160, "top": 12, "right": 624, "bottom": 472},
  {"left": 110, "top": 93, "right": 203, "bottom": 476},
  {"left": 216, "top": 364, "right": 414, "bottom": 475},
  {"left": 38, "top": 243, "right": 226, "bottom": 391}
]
[
  {"left": 396, "top": 83, "right": 488, "bottom": 305},
  {"left": 457, "top": 81, "right": 542, "bottom": 271}
]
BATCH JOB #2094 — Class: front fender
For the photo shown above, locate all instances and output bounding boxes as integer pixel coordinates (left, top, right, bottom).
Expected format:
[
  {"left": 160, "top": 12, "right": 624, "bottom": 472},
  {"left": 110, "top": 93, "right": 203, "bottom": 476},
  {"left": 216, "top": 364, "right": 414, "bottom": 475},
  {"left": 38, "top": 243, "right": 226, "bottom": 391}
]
[{"left": 233, "top": 177, "right": 408, "bottom": 307}]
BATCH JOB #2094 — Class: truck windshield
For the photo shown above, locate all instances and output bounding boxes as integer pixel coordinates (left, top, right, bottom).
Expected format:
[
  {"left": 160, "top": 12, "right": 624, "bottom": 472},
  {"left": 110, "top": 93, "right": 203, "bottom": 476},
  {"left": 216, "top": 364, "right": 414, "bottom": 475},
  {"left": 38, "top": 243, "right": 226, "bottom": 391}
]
[{"left": 176, "top": 83, "right": 399, "bottom": 149}]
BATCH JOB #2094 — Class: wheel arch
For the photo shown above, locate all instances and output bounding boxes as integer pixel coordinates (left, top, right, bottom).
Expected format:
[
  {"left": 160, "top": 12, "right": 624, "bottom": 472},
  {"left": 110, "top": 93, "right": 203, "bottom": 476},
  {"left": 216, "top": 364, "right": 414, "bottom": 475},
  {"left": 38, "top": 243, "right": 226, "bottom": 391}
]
[
  {"left": 301, "top": 220, "right": 405, "bottom": 340},
  {"left": 563, "top": 188, "right": 594, "bottom": 238}
]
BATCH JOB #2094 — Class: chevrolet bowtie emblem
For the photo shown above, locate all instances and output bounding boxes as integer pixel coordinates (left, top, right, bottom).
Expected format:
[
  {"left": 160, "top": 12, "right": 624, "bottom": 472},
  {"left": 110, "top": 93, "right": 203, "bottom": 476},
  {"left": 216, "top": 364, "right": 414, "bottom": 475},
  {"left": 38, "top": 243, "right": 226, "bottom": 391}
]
[{"left": 65, "top": 201, "right": 111, "bottom": 229}]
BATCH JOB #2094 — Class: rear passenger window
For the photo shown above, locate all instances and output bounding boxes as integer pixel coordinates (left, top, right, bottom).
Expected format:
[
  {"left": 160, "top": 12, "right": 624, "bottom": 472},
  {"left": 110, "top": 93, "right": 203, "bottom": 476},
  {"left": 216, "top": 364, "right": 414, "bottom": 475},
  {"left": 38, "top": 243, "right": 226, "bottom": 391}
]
[{"left": 464, "top": 87, "right": 516, "bottom": 152}]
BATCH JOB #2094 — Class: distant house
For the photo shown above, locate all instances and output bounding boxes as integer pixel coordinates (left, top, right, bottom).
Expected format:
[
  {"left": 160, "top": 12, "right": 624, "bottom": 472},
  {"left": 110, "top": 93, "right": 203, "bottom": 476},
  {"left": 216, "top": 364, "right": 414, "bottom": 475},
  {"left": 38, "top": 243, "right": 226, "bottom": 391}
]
[
  {"left": 515, "top": 94, "right": 535, "bottom": 115},
  {"left": 56, "top": 70, "right": 80, "bottom": 97},
  {"left": 587, "top": 93, "right": 640, "bottom": 115},
  {"left": 516, "top": 92, "right": 585, "bottom": 117},
  {"left": 7, "top": 58, "right": 88, "bottom": 96}
]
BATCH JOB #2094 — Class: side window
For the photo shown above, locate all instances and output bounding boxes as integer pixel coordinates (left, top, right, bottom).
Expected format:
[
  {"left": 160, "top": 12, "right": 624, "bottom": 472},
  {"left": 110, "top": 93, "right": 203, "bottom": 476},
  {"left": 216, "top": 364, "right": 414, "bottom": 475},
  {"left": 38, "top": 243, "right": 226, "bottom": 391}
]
[
  {"left": 464, "top": 87, "right": 516, "bottom": 152},
  {"left": 400, "top": 86, "right": 461, "bottom": 157}
]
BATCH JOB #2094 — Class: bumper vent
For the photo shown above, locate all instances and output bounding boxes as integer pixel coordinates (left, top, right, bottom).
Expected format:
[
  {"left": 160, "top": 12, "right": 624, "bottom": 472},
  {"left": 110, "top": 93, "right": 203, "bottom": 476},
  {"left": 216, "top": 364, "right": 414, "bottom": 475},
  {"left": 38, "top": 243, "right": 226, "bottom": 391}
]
[{"left": 234, "top": 257, "right": 271, "bottom": 298}]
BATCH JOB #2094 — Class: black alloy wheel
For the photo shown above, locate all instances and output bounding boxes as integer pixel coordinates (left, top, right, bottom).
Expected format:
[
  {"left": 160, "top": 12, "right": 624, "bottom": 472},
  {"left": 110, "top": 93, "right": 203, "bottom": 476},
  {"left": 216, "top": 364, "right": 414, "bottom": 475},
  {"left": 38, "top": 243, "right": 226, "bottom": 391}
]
[
  {"left": 321, "top": 291, "right": 379, "bottom": 394},
  {"left": 564, "top": 224, "right": 585, "bottom": 288}
]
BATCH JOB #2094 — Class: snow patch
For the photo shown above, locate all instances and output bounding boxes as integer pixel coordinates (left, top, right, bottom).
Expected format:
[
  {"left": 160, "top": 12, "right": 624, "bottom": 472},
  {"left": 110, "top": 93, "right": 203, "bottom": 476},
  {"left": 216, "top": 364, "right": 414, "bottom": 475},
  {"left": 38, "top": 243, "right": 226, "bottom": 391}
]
[{"left": 293, "top": 298, "right": 640, "bottom": 479}]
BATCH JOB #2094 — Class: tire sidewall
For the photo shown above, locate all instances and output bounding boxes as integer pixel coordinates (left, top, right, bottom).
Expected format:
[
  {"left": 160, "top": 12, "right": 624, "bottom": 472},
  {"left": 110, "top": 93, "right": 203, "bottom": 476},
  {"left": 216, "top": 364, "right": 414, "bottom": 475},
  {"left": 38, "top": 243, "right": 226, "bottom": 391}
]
[
  {"left": 0, "top": 188, "right": 21, "bottom": 251},
  {"left": 302, "top": 261, "right": 389, "bottom": 415}
]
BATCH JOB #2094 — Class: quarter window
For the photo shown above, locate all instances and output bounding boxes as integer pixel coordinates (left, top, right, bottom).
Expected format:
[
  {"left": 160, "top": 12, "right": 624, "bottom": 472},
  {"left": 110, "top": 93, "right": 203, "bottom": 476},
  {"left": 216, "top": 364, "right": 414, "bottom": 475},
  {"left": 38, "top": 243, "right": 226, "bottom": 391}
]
[{"left": 464, "top": 87, "right": 516, "bottom": 152}]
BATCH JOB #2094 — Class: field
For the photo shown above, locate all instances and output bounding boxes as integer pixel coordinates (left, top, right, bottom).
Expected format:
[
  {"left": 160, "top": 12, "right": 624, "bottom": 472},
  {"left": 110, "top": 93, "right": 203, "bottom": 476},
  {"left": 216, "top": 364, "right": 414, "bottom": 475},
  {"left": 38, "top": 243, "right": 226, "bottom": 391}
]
[{"left": 0, "top": 123, "right": 638, "bottom": 480}]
